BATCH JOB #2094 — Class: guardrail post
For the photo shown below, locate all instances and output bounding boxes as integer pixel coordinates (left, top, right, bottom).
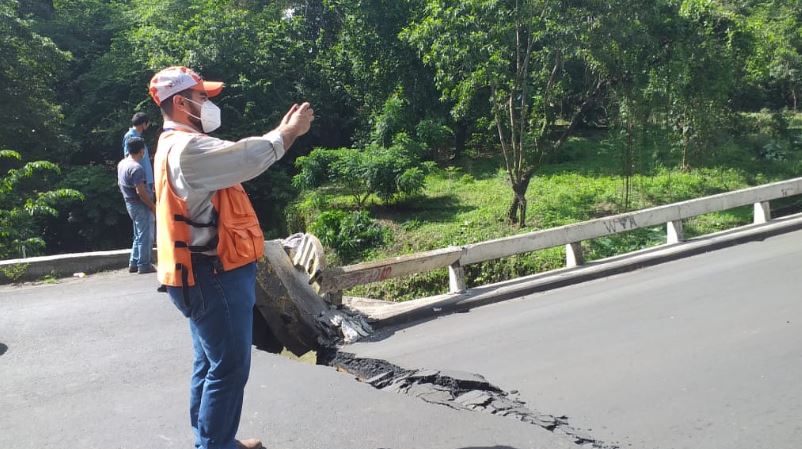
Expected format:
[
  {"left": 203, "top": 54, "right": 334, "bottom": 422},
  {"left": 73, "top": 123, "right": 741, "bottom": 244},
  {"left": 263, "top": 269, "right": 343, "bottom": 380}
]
[
  {"left": 754, "top": 201, "right": 771, "bottom": 224},
  {"left": 448, "top": 262, "right": 466, "bottom": 294},
  {"left": 565, "top": 242, "right": 584, "bottom": 268},
  {"left": 667, "top": 220, "right": 684, "bottom": 244}
]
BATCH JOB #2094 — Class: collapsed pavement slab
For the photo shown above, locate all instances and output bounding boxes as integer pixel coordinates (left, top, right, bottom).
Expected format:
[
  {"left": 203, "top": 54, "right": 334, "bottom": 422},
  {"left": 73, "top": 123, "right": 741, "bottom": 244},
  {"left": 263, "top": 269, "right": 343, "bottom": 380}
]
[{"left": 253, "top": 236, "right": 372, "bottom": 357}]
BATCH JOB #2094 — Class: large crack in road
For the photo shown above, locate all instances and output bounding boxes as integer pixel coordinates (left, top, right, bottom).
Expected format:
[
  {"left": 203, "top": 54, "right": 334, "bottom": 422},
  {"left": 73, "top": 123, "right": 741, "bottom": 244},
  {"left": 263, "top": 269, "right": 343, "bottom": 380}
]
[
  {"left": 317, "top": 350, "right": 619, "bottom": 449},
  {"left": 257, "top": 235, "right": 619, "bottom": 447}
]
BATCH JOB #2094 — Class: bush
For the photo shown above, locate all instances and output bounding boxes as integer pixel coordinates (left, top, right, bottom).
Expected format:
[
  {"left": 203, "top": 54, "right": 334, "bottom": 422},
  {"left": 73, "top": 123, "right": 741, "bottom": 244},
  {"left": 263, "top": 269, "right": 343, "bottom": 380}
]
[
  {"left": 291, "top": 148, "right": 345, "bottom": 190},
  {"left": 738, "top": 111, "right": 796, "bottom": 163},
  {"left": 390, "top": 131, "right": 426, "bottom": 160},
  {"left": 309, "top": 210, "right": 387, "bottom": 262},
  {"left": 420, "top": 160, "right": 439, "bottom": 175},
  {"left": 748, "top": 110, "right": 791, "bottom": 138},
  {"left": 47, "top": 164, "right": 127, "bottom": 252},
  {"left": 415, "top": 118, "right": 453, "bottom": 161},
  {"left": 397, "top": 167, "right": 425, "bottom": 196},
  {"left": 243, "top": 166, "right": 298, "bottom": 239},
  {"left": 293, "top": 139, "right": 427, "bottom": 206},
  {"left": 0, "top": 150, "right": 83, "bottom": 259},
  {"left": 372, "top": 93, "right": 413, "bottom": 147},
  {"left": 285, "top": 191, "right": 331, "bottom": 234}
]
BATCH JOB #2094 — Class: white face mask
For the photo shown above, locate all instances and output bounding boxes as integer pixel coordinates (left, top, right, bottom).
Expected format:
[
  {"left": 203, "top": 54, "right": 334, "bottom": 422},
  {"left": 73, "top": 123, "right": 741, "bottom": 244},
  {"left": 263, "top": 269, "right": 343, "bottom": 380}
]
[{"left": 183, "top": 97, "right": 221, "bottom": 133}]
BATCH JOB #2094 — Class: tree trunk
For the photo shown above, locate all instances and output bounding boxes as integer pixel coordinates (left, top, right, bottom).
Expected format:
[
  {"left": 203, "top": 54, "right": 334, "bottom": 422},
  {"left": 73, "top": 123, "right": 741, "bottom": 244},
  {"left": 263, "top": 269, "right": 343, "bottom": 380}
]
[
  {"left": 518, "top": 195, "right": 528, "bottom": 227},
  {"left": 507, "top": 192, "right": 521, "bottom": 224},
  {"left": 507, "top": 174, "right": 533, "bottom": 227},
  {"left": 681, "top": 120, "right": 690, "bottom": 171},
  {"left": 623, "top": 118, "right": 633, "bottom": 210},
  {"left": 454, "top": 119, "right": 468, "bottom": 160}
]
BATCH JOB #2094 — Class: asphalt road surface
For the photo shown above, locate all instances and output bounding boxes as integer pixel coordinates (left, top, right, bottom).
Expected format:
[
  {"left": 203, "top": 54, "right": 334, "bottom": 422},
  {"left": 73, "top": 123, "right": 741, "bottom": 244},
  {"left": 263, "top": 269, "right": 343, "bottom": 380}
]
[
  {"left": 351, "top": 230, "right": 802, "bottom": 449},
  {"left": 2, "top": 230, "right": 801, "bottom": 449},
  {"left": 0, "top": 268, "right": 579, "bottom": 449}
]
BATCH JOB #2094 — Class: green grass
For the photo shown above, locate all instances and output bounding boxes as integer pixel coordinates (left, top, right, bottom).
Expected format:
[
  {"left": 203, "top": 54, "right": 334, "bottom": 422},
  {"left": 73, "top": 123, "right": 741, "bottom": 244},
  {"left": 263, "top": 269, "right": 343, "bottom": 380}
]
[
  {"left": 0, "top": 262, "right": 29, "bottom": 283},
  {"left": 294, "top": 123, "right": 802, "bottom": 302}
]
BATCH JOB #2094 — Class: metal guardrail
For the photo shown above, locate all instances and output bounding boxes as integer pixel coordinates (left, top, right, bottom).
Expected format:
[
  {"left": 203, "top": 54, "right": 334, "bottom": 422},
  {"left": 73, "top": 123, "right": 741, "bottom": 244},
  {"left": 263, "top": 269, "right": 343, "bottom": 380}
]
[{"left": 317, "top": 177, "right": 802, "bottom": 295}]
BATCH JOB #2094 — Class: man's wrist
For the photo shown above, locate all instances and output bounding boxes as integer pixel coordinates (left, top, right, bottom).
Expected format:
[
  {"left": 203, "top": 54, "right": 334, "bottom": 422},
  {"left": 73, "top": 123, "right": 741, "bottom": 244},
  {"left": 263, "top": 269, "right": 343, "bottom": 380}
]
[
  {"left": 277, "top": 125, "right": 297, "bottom": 143},
  {"left": 276, "top": 124, "right": 298, "bottom": 151}
]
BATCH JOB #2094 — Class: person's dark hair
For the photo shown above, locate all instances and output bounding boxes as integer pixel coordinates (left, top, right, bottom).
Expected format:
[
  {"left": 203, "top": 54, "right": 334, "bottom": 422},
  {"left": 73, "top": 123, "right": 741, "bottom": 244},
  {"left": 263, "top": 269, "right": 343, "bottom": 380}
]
[
  {"left": 127, "top": 137, "right": 146, "bottom": 155},
  {"left": 160, "top": 88, "right": 195, "bottom": 117},
  {"left": 131, "top": 112, "right": 149, "bottom": 127}
]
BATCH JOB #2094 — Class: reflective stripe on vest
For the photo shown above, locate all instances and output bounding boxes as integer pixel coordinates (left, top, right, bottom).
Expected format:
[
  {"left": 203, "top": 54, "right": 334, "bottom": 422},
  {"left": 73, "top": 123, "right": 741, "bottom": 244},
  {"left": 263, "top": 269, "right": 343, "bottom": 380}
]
[{"left": 154, "top": 130, "right": 265, "bottom": 287}]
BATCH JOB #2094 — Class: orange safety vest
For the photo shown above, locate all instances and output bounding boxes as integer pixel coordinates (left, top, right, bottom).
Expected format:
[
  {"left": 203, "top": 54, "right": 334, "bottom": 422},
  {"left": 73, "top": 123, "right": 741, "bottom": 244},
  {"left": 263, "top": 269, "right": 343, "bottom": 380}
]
[{"left": 154, "top": 130, "right": 264, "bottom": 288}]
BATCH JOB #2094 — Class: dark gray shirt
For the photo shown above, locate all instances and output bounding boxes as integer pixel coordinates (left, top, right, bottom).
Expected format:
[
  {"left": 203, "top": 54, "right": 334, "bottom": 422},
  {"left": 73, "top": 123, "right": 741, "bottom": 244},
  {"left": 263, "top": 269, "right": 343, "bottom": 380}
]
[{"left": 117, "top": 157, "right": 145, "bottom": 204}]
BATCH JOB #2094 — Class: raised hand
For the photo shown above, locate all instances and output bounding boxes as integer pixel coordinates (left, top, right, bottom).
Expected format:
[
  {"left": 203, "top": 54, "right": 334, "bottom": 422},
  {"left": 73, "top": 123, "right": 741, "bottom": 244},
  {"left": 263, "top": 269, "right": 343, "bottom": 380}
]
[
  {"left": 288, "top": 102, "right": 314, "bottom": 136},
  {"left": 281, "top": 103, "right": 300, "bottom": 126},
  {"left": 276, "top": 102, "right": 314, "bottom": 150}
]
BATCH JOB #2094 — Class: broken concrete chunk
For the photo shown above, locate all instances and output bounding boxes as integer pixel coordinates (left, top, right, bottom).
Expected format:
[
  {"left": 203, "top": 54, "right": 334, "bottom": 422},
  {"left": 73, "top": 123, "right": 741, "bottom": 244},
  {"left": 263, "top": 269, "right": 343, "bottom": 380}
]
[
  {"left": 339, "top": 319, "right": 361, "bottom": 343},
  {"left": 487, "top": 397, "right": 518, "bottom": 412},
  {"left": 437, "top": 369, "right": 492, "bottom": 390},
  {"left": 381, "top": 379, "right": 409, "bottom": 393},
  {"left": 427, "top": 383, "right": 452, "bottom": 392},
  {"left": 501, "top": 406, "right": 531, "bottom": 416},
  {"left": 255, "top": 238, "right": 374, "bottom": 356},
  {"left": 454, "top": 390, "right": 493, "bottom": 407},
  {"left": 409, "top": 369, "right": 440, "bottom": 381},
  {"left": 364, "top": 372, "right": 391, "bottom": 387},
  {"left": 419, "top": 390, "right": 457, "bottom": 406},
  {"left": 535, "top": 414, "right": 557, "bottom": 425},
  {"left": 565, "top": 428, "right": 595, "bottom": 443},
  {"left": 521, "top": 413, "right": 558, "bottom": 429},
  {"left": 406, "top": 383, "right": 440, "bottom": 398}
]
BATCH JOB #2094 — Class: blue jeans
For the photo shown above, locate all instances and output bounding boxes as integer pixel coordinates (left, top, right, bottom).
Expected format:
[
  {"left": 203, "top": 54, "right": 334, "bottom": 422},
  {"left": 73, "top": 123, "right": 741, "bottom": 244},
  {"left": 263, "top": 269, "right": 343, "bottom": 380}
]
[
  {"left": 148, "top": 184, "right": 156, "bottom": 243},
  {"left": 167, "top": 260, "right": 257, "bottom": 449},
  {"left": 125, "top": 201, "right": 152, "bottom": 268}
]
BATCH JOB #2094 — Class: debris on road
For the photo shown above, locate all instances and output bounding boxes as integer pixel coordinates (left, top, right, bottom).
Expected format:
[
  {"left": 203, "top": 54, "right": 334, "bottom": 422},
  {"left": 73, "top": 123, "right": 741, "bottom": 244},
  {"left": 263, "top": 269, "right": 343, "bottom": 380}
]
[
  {"left": 253, "top": 235, "right": 373, "bottom": 357},
  {"left": 324, "top": 351, "right": 618, "bottom": 449}
]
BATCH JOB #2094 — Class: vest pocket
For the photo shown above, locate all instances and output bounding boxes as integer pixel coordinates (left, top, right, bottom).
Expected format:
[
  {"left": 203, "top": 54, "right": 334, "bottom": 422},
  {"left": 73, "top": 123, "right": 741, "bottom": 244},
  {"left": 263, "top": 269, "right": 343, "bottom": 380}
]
[
  {"left": 227, "top": 184, "right": 255, "bottom": 218},
  {"left": 229, "top": 225, "right": 262, "bottom": 260}
]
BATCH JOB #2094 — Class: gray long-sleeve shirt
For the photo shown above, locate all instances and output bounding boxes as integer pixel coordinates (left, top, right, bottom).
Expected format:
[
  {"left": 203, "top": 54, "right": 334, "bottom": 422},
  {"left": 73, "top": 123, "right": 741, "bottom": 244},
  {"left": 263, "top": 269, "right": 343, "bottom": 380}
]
[{"left": 156, "top": 120, "right": 285, "bottom": 253}]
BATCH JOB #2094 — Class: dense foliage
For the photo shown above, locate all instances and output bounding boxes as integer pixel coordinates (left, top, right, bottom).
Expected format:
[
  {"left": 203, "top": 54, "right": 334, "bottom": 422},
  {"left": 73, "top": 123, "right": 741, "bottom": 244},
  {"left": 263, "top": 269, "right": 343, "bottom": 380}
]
[
  {"left": 308, "top": 209, "right": 387, "bottom": 262},
  {"left": 1, "top": 0, "right": 801, "bottom": 259},
  {"left": 293, "top": 134, "right": 426, "bottom": 207},
  {"left": 0, "top": 149, "right": 82, "bottom": 259}
]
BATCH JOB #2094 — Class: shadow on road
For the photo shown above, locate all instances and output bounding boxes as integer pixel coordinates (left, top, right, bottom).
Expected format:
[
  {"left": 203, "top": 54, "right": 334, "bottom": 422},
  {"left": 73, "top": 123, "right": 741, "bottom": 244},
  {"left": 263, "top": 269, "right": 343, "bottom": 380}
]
[{"left": 0, "top": 343, "right": 7, "bottom": 356}]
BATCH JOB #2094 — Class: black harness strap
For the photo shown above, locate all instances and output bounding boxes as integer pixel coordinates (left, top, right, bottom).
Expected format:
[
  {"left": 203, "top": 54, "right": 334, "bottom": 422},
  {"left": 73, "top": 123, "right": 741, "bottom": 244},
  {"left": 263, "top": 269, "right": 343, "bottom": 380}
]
[
  {"left": 173, "top": 214, "right": 216, "bottom": 228},
  {"left": 159, "top": 209, "right": 221, "bottom": 303},
  {"left": 174, "top": 235, "right": 219, "bottom": 253}
]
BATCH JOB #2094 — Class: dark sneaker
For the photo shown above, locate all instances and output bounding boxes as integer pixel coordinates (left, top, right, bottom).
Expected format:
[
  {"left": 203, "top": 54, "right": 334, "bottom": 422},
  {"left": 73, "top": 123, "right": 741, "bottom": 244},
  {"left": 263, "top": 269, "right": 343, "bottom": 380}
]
[
  {"left": 129, "top": 265, "right": 138, "bottom": 273},
  {"left": 137, "top": 265, "right": 156, "bottom": 274}
]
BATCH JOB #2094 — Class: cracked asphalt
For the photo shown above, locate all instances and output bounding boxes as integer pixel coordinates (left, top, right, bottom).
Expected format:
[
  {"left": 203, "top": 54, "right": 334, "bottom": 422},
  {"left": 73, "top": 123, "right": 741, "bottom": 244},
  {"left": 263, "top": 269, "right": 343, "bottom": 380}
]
[
  {"left": 3, "top": 229, "right": 801, "bottom": 449},
  {"left": 0, "top": 269, "right": 580, "bottom": 449},
  {"left": 350, "top": 230, "right": 802, "bottom": 449}
]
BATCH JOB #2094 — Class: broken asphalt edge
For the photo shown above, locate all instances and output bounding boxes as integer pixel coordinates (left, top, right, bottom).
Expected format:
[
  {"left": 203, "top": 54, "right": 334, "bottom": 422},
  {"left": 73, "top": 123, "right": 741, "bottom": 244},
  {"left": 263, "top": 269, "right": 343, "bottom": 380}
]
[{"left": 353, "top": 213, "right": 802, "bottom": 330}]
